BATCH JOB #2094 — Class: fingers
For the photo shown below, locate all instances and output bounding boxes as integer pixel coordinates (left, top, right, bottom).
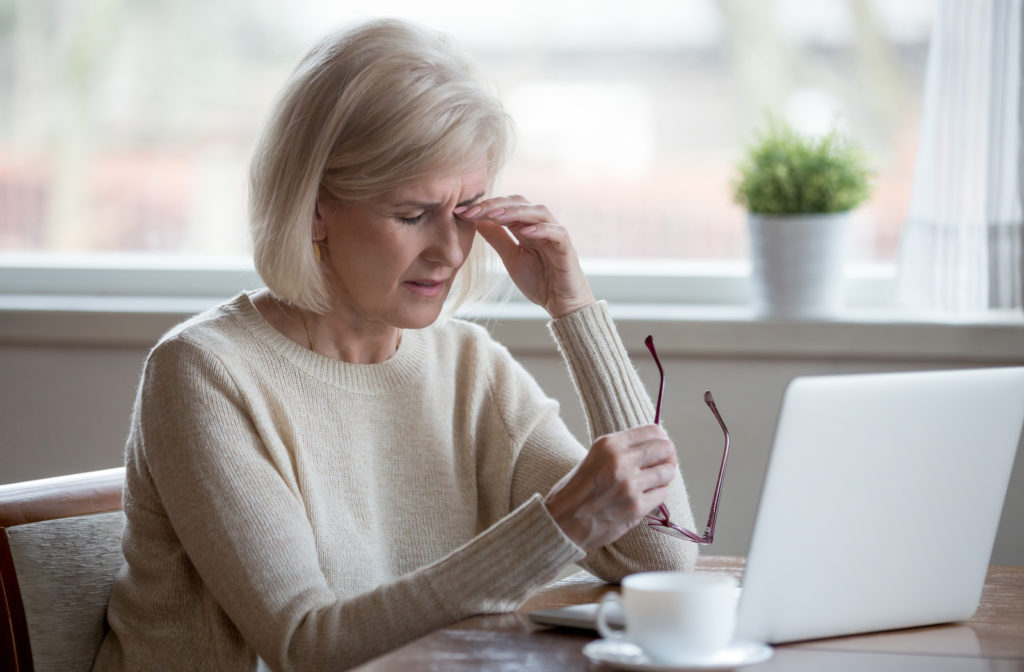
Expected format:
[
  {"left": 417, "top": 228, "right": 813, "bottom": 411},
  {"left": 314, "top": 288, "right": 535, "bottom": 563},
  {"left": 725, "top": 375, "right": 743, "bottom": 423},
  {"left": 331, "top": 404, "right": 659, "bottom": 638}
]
[
  {"left": 474, "top": 219, "right": 519, "bottom": 267},
  {"left": 595, "top": 425, "right": 678, "bottom": 494},
  {"left": 543, "top": 425, "right": 680, "bottom": 551},
  {"left": 456, "top": 193, "right": 595, "bottom": 318},
  {"left": 455, "top": 195, "right": 565, "bottom": 246},
  {"left": 455, "top": 194, "right": 536, "bottom": 220}
]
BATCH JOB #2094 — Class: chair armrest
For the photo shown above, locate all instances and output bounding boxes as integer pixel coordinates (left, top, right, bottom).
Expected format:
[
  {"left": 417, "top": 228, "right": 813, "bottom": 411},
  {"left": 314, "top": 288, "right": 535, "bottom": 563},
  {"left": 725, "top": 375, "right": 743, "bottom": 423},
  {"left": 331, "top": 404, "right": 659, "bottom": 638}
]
[{"left": 0, "top": 468, "right": 124, "bottom": 528}]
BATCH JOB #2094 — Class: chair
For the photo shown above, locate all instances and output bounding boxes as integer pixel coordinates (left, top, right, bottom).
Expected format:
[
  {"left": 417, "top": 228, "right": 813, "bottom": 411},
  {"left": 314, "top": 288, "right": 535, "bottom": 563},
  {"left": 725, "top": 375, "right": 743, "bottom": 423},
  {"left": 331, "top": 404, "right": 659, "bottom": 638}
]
[{"left": 0, "top": 468, "right": 125, "bottom": 672}]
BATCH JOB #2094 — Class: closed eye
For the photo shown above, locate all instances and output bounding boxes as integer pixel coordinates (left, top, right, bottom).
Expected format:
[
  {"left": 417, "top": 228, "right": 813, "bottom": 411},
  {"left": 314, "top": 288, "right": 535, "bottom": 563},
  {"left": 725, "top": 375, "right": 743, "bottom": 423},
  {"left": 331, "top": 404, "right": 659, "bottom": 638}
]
[{"left": 398, "top": 212, "right": 426, "bottom": 226}]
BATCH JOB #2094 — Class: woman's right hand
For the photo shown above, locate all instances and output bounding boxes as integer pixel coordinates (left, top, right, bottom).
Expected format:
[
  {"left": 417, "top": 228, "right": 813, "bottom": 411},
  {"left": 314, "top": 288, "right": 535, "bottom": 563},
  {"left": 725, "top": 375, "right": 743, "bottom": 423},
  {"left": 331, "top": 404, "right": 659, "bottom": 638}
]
[
  {"left": 543, "top": 424, "right": 678, "bottom": 552},
  {"left": 456, "top": 194, "right": 595, "bottom": 319}
]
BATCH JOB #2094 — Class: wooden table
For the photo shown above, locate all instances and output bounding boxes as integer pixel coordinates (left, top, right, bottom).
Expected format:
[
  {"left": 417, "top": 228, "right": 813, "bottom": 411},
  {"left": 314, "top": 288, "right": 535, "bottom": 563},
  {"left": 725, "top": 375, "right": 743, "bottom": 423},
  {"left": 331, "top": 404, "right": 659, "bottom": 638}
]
[{"left": 353, "top": 556, "right": 1024, "bottom": 671}]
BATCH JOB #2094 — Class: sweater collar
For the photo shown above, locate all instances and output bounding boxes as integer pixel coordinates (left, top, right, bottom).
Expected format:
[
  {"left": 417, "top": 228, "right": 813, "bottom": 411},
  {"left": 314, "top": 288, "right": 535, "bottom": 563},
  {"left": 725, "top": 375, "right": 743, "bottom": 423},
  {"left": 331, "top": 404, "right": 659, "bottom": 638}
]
[{"left": 228, "top": 292, "right": 431, "bottom": 392}]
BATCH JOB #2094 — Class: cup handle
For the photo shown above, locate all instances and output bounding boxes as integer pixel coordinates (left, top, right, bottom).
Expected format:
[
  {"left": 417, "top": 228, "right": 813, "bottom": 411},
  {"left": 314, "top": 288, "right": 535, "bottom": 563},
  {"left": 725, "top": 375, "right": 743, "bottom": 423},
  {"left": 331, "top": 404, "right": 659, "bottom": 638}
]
[{"left": 595, "top": 592, "right": 626, "bottom": 641}]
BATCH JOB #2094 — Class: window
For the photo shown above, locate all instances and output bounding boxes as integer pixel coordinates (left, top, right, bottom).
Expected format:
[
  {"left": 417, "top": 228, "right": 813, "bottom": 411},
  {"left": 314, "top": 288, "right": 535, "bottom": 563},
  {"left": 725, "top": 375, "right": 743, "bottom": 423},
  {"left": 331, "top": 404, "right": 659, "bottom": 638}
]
[{"left": 0, "top": 1, "right": 934, "bottom": 293}]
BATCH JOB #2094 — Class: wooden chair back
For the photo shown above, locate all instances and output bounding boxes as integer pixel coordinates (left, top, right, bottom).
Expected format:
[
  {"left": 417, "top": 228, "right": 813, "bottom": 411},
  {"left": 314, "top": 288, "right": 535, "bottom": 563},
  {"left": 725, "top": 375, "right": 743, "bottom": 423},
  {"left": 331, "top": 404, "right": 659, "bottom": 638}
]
[{"left": 0, "top": 468, "right": 125, "bottom": 672}]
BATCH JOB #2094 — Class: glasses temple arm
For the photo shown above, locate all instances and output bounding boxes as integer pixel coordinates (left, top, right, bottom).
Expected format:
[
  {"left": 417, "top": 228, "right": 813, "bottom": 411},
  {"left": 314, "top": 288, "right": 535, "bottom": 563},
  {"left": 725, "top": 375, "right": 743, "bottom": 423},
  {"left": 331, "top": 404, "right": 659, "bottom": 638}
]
[
  {"left": 702, "top": 390, "right": 730, "bottom": 541},
  {"left": 644, "top": 335, "right": 664, "bottom": 425},
  {"left": 644, "top": 335, "right": 669, "bottom": 523}
]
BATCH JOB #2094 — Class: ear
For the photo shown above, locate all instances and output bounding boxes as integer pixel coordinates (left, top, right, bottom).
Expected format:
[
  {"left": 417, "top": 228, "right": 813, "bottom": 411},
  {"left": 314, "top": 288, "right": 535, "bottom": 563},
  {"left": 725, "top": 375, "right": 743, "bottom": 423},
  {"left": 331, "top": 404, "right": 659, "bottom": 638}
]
[{"left": 312, "top": 198, "right": 327, "bottom": 241}]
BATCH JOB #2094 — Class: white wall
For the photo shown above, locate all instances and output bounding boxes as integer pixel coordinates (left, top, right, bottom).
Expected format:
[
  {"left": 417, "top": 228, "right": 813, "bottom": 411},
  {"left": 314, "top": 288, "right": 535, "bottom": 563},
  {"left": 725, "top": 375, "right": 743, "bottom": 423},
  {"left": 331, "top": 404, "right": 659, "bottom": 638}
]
[
  {"left": 2, "top": 305, "right": 1022, "bottom": 565},
  {"left": 521, "top": 352, "right": 1024, "bottom": 566}
]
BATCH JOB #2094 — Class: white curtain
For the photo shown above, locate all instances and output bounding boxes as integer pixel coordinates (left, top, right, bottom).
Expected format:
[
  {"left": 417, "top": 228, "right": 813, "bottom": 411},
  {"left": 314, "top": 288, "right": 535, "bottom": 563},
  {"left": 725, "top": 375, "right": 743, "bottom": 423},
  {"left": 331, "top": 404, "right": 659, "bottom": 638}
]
[{"left": 898, "top": 0, "right": 1024, "bottom": 313}]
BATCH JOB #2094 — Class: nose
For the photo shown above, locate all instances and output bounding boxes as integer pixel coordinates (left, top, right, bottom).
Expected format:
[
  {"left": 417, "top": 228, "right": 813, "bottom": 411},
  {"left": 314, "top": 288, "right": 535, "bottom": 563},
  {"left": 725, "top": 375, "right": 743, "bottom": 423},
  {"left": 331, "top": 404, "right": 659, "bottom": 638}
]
[{"left": 426, "top": 214, "right": 470, "bottom": 267}]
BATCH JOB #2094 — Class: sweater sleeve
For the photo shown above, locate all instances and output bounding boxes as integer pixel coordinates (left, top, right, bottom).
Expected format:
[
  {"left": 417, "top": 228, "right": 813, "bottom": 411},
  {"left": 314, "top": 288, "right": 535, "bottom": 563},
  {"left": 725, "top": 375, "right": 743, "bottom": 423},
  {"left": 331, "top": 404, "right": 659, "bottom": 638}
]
[
  {"left": 127, "top": 336, "right": 584, "bottom": 672},
  {"left": 509, "top": 301, "right": 698, "bottom": 581}
]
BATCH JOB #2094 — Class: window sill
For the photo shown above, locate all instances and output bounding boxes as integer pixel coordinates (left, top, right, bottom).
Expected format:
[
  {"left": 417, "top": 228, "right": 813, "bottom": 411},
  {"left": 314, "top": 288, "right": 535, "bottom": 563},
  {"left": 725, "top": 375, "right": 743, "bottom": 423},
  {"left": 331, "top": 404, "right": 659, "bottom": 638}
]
[
  {"left": 1, "top": 254, "right": 1021, "bottom": 361},
  {"left": 472, "top": 301, "right": 1024, "bottom": 363},
  {"left": 2, "top": 293, "right": 1022, "bottom": 364}
]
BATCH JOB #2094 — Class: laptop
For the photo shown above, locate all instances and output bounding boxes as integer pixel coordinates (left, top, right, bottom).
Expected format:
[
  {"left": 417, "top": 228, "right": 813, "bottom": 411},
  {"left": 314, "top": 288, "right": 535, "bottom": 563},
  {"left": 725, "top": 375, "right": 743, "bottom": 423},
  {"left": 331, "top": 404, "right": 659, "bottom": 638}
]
[{"left": 529, "top": 367, "right": 1024, "bottom": 644}]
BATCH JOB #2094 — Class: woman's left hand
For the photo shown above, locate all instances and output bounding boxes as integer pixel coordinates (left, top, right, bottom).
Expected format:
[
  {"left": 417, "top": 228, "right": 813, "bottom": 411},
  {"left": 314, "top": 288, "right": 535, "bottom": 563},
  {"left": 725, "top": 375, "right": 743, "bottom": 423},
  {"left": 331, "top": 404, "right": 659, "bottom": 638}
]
[{"left": 455, "top": 195, "right": 595, "bottom": 318}]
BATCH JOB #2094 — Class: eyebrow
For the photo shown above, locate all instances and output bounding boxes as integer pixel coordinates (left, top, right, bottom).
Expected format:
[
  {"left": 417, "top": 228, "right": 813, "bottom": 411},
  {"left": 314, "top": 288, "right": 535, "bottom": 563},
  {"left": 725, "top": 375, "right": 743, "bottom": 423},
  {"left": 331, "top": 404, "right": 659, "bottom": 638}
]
[{"left": 393, "top": 192, "right": 485, "bottom": 210}]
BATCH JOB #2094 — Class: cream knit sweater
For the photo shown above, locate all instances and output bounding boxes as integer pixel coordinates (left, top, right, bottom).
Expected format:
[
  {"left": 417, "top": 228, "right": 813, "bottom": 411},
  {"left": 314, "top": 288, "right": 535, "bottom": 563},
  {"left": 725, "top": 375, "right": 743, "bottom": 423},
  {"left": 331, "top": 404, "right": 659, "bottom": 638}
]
[{"left": 92, "top": 293, "right": 696, "bottom": 672}]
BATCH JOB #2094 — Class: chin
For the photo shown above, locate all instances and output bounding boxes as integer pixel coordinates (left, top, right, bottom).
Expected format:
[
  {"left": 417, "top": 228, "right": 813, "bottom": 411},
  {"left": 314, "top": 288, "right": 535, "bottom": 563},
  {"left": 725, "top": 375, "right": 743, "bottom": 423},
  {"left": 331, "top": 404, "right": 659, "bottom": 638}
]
[{"left": 394, "top": 303, "right": 447, "bottom": 330}]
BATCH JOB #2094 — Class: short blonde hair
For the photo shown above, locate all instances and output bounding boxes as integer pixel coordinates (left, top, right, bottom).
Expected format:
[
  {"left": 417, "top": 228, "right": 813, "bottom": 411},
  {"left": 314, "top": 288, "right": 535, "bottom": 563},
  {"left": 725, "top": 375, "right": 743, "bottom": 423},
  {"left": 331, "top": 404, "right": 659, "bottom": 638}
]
[{"left": 249, "top": 19, "right": 512, "bottom": 314}]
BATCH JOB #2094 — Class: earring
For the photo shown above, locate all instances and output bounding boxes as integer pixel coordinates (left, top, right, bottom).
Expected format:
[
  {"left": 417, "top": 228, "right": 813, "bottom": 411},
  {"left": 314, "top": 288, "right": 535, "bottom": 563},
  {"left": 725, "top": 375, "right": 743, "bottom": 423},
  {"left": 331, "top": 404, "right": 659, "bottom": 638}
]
[{"left": 313, "top": 240, "right": 322, "bottom": 262}]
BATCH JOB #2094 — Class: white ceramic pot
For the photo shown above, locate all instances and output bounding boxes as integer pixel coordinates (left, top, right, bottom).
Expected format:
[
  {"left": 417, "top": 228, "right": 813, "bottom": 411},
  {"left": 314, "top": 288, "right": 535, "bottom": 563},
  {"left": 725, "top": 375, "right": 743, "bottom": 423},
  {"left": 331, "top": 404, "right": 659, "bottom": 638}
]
[{"left": 747, "top": 211, "right": 850, "bottom": 319}]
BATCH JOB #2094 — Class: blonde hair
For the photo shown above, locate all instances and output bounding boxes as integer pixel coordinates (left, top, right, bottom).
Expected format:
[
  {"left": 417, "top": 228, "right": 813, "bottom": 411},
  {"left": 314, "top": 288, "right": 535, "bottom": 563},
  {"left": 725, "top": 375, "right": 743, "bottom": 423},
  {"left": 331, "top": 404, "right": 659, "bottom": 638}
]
[{"left": 249, "top": 19, "right": 512, "bottom": 314}]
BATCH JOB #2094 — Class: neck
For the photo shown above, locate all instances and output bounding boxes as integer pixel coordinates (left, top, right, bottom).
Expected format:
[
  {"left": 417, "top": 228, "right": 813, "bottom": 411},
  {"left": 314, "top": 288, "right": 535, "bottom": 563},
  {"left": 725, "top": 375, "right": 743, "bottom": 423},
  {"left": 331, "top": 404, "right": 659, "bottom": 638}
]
[
  {"left": 303, "top": 309, "right": 402, "bottom": 364},
  {"left": 251, "top": 290, "right": 402, "bottom": 364}
]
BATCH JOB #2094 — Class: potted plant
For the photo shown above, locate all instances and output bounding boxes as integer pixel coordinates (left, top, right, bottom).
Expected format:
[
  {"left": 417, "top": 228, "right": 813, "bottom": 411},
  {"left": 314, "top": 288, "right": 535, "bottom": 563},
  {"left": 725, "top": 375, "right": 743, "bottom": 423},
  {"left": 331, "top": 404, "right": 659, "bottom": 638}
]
[{"left": 732, "top": 116, "right": 872, "bottom": 318}]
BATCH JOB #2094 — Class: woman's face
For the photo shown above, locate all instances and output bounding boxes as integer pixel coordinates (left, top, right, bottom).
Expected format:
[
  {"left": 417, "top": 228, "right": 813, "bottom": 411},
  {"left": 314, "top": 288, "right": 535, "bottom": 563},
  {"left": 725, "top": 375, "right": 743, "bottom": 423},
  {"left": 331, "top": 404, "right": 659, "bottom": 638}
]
[{"left": 316, "top": 162, "right": 487, "bottom": 331}]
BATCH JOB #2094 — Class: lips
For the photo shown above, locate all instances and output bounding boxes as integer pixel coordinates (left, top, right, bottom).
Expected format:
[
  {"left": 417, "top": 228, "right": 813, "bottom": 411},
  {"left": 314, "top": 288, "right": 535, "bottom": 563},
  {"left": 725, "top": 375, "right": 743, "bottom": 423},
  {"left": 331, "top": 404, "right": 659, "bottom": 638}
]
[{"left": 402, "top": 278, "right": 448, "bottom": 297}]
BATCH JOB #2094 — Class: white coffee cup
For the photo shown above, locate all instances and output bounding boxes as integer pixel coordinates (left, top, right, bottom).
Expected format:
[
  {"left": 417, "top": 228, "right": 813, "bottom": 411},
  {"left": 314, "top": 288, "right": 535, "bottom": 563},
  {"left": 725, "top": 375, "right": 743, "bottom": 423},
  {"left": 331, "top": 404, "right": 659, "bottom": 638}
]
[{"left": 595, "top": 571, "right": 740, "bottom": 665}]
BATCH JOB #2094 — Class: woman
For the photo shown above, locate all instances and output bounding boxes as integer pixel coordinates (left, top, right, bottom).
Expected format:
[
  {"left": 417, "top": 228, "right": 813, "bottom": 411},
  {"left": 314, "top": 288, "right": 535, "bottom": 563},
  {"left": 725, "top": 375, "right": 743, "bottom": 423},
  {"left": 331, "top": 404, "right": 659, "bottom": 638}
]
[{"left": 93, "top": 18, "right": 696, "bottom": 672}]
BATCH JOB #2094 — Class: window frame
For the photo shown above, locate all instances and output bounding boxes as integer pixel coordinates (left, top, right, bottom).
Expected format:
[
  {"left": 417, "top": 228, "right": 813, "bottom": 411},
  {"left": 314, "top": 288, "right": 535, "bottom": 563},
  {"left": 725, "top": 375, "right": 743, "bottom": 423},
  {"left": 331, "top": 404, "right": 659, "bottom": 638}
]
[
  {"left": 4, "top": 256, "right": 1024, "bottom": 369},
  {"left": 0, "top": 253, "right": 896, "bottom": 309}
]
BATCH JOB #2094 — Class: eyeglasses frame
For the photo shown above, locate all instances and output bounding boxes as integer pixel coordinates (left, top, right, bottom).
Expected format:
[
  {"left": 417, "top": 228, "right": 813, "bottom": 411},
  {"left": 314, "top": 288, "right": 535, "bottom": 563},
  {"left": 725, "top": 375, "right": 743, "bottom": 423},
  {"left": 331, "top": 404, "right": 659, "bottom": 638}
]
[{"left": 643, "top": 335, "right": 730, "bottom": 544}]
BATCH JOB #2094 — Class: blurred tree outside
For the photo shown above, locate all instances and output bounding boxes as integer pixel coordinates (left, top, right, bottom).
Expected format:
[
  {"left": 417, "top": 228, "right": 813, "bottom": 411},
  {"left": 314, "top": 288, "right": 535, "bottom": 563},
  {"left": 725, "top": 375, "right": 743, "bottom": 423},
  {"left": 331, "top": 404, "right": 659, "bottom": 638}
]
[{"left": 0, "top": 0, "right": 934, "bottom": 264}]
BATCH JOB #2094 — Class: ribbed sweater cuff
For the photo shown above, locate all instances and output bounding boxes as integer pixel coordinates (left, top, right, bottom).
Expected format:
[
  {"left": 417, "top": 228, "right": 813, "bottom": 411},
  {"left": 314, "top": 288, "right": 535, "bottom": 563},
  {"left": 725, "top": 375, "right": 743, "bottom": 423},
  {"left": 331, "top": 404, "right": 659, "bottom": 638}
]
[
  {"left": 424, "top": 494, "right": 585, "bottom": 619},
  {"left": 548, "top": 301, "right": 655, "bottom": 438}
]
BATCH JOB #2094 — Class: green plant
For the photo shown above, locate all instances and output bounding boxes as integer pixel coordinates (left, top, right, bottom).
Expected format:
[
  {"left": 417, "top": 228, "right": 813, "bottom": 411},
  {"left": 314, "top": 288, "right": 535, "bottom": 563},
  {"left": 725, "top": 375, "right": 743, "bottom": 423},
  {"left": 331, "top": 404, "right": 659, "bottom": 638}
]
[{"left": 732, "top": 116, "right": 873, "bottom": 215}]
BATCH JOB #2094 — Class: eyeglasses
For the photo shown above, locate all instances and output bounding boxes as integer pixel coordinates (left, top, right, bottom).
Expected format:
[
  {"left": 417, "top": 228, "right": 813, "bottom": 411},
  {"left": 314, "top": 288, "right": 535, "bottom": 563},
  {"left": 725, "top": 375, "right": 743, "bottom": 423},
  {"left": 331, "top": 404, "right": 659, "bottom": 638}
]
[{"left": 643, "top": 335, "right": 730, "bottom": 544}]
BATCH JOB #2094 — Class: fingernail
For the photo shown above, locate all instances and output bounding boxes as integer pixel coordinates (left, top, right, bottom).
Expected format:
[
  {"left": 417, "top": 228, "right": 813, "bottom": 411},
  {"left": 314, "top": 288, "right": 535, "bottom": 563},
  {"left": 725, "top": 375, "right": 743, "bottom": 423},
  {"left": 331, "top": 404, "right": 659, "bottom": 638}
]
[
  {"left": 453, "top": 205, "right": 468, "bottom": 215},
  {"left": 462, "top": 205, "right": 482, "bottom": 218},
  {"left": 485, "top": 208, "right": 506, "bottom": 219},
  {"left": 519, "top": 225, "right": 537, "bottom": 235}
]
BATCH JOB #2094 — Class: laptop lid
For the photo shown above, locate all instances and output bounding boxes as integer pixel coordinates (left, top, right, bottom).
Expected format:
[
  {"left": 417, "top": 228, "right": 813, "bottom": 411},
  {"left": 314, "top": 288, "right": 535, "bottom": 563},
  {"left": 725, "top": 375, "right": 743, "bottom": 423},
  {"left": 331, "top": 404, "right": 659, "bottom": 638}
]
[{"left": 735, "top": 367, "right": 1024, "bottom": 644}]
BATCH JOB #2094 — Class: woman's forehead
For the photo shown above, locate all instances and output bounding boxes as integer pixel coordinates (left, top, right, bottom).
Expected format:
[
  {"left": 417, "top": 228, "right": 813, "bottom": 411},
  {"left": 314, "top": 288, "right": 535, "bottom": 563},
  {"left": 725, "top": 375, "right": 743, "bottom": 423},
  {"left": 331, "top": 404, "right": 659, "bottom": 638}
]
[{"left": 386, "top": 164, "right": 489, "bottom": 205}]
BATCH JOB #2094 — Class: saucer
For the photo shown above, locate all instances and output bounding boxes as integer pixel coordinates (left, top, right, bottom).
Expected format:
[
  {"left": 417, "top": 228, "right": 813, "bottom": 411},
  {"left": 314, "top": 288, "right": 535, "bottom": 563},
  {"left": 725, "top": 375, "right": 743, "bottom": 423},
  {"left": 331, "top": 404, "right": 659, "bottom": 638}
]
[{"left": 582, "top": 638, "right": 773, "bottom": 671}]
